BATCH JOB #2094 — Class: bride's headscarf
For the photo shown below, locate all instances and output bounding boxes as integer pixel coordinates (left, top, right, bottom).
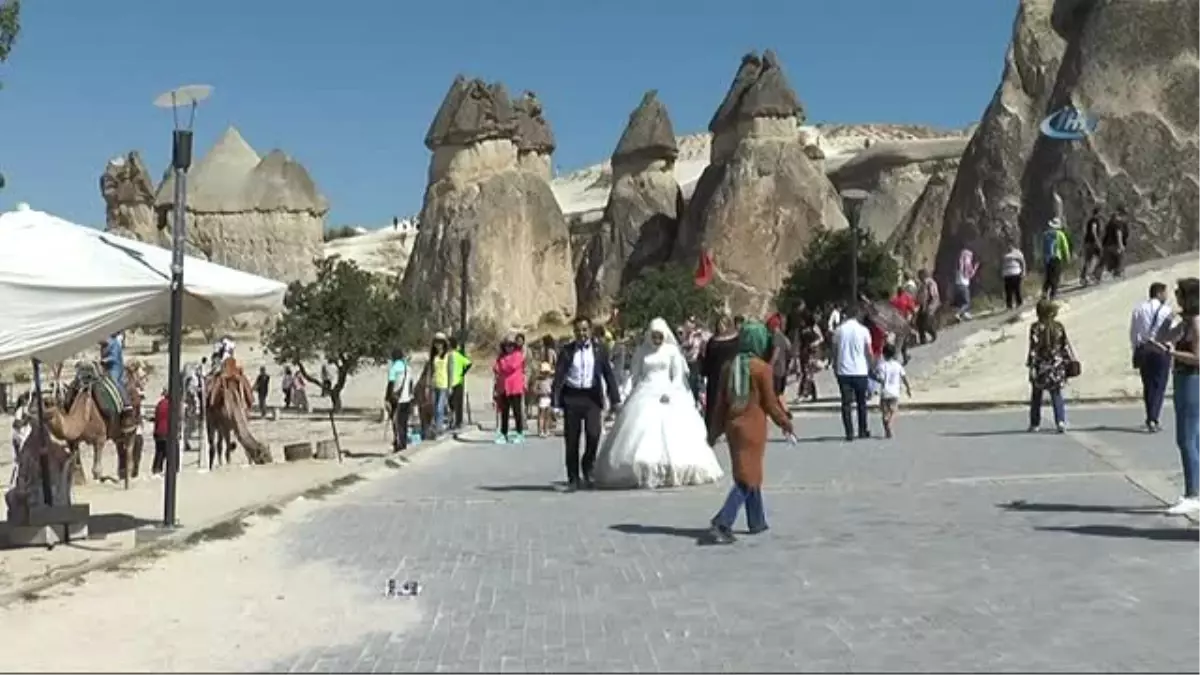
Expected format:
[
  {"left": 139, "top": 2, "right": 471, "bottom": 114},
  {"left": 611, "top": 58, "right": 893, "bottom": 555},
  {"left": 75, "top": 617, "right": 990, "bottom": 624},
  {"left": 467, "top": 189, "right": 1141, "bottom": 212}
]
[{"left": 629, "top": 317, "right": 685, "bottom": 382}]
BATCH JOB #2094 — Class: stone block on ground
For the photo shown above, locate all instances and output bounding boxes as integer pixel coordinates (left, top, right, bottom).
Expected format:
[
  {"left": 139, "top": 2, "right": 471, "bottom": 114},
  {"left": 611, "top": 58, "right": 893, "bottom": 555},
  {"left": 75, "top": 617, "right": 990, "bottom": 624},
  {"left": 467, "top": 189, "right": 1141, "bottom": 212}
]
[
  {"left": 314, "top": 440, "right": 338, "bottom": 461},
  {"left": 283, "top": 442, "right": 314, "bottom": 462}
]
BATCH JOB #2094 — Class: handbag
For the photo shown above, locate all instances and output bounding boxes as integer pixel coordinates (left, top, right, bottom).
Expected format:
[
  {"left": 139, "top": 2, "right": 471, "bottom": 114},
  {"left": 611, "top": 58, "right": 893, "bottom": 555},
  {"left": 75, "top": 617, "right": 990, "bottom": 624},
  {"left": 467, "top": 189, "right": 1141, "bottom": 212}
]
[
  {"left": 1064, "top": 334, "right": 1082, "bottom": 379},
  {"left": 1132, "top": 303, "right": 1169, "bottom": 369}
]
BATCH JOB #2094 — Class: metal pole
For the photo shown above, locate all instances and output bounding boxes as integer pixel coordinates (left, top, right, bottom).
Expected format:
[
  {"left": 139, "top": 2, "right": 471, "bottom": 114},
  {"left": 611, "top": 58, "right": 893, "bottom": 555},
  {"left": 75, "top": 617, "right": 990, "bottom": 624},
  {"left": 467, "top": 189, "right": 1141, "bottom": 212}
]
[
  {"left": 163, "top": 129, "right": 193, "bottom": 528},
  {"left": 850, "top": 221, "right": 859, "bottom": 305},
  {"left": 458, "top": 238, "right": 470, "bottom": 345},
  {"left": 31, "top": 359, "right": 53, "bottom": 508}
]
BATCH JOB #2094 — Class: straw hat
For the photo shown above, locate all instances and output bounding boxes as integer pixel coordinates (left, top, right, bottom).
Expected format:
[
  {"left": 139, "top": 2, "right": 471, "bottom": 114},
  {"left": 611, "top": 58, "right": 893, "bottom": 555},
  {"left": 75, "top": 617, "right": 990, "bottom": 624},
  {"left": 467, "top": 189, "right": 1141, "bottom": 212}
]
[{"left": 1048, "top": 217, "right": 1063, "bottom": 230}]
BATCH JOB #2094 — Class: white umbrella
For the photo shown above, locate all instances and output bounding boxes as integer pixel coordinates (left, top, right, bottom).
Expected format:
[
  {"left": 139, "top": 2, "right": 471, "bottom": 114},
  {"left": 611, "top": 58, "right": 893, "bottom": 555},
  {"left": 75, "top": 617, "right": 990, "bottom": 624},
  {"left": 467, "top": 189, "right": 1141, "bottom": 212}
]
[{"left": 0, "top": 205, "right": 286, "bottom": 367}]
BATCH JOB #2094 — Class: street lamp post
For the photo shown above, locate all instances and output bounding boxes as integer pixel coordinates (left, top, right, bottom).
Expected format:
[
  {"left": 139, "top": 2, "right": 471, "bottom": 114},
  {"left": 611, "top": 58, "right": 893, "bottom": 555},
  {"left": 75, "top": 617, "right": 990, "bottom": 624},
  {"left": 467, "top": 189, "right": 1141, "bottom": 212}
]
[
  {"left": 153, "top": 84, "right": 212, "bottom": 528},
  {"left": 840, "top": 189, "right": 870, "bottom": 306}
]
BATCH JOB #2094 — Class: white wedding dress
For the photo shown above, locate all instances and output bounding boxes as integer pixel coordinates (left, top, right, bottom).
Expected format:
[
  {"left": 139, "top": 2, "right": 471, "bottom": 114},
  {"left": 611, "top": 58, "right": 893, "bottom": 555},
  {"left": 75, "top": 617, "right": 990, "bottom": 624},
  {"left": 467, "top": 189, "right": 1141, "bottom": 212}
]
[{"left": 594, "top": 321, "right": 725, "bottom": 489}]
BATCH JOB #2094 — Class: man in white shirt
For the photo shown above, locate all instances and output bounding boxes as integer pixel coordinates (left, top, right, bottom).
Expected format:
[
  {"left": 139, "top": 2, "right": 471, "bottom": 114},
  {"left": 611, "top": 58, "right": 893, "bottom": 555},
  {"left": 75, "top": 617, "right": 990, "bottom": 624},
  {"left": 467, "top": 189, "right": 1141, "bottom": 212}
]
[
  {"left": 832, "top": 309, "right": 873, "bottom": 440},
  {"left": 1129, "top": 282, "right": 1174, "bottom": 432},
  {"left": 551, "top": 317, "right": 621, "bottom": 491}
]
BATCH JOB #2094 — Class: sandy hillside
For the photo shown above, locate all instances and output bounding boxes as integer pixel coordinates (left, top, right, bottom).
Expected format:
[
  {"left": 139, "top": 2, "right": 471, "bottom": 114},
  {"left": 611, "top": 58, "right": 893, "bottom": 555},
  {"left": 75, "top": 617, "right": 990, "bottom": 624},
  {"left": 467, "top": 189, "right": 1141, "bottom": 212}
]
[{"left": 914, "top": 258, "right": 1199, "bottom": 403}]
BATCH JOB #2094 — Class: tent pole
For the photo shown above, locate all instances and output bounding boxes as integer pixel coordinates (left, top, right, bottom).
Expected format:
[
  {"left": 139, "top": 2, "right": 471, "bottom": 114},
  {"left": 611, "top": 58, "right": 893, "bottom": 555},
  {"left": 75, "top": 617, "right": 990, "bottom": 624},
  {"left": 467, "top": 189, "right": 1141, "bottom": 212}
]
[
  {"left": 163, "top": 129, "right": 193, "bottom": 528},
  {"left": 31, "top": 359, "right": 53, "bottom": 508}
]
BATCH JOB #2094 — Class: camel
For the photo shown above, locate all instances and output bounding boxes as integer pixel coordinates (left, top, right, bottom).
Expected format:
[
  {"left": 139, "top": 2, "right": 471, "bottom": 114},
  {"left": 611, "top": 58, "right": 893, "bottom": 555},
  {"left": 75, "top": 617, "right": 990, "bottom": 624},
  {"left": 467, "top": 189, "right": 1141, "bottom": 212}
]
[
  {"left": 205, "top": 359, "right": 272, "bottom": 467},
  {"left": 46, "top": 373, "right": 143, "bottom": 489}
]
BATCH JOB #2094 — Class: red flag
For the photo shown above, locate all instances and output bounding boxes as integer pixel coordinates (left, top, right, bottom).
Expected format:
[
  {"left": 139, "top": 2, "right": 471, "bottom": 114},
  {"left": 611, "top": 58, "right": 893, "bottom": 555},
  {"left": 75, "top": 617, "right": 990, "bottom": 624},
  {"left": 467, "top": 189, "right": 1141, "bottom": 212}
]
[{"left": 694, "top": 250, "right": 715, "bottom": 288}]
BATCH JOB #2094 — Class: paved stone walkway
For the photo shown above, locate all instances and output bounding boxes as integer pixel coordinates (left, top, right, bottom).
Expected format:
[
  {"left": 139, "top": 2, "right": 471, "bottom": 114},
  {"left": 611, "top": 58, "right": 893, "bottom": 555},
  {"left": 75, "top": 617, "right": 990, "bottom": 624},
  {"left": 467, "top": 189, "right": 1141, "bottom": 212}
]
[{"left": 265, "top": 405, "right": 1197, "bottom": 673}]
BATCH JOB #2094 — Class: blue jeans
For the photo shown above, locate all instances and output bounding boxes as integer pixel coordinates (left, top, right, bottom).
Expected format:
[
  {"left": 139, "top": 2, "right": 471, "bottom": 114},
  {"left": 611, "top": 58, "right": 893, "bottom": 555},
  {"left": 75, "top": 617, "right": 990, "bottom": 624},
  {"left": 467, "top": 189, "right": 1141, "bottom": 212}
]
[
  {"left": 1029, "top": 386, "right": 1065, "bottom": 427},
  {"left": 712, "top": 481, "right": 766, "bottom": 532},
  {"left": 107, "top": 365, "right": 131, "bottom": 407},
  {"left": 433, "top": 388, "right": 450, "bottom": 431},
  {"left": 1173, "top": 371, "right": 1199, "bottom": 497},
  {"left": 1138, "top": 349, "right": 1171, "bottom": 425}
]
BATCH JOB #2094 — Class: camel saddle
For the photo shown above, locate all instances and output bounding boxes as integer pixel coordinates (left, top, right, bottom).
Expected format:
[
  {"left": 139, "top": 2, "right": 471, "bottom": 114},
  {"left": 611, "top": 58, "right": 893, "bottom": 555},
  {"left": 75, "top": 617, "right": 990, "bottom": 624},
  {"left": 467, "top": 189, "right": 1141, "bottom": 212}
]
[
  {"left": 206, "top": 358, "right": 254, "bottom": 411},
  {"left": 69, "top": 362, "right": 137, "bottom": 434}
]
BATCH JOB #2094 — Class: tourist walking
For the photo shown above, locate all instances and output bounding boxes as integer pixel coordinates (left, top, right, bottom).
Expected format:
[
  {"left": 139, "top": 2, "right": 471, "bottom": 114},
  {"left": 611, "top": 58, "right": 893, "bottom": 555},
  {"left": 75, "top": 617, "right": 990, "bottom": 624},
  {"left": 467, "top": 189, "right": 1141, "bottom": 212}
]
[
  {"left": 766, "top": 313, "right": 792, "bottom": 399},
  {"left": 1148, "top": 277, "right": 1200, "bottom": 516},
  {"left": 954, "top": 248, "right": 979, "bottom": 321},
  {"left": 281, "top": 366, "right": 294, "bottom": 409},
  {"left": 700, "top": 314, "right": 741, "bottom": 435},
  {"left": 1001, "top": 241, "right": 1027, "bottom": 310},
  {"left": 681, "top": 319, "right": 708, "bottom": 402},
  {"left": 872, "top": 344, "right": 912, "bottom": 439},
  {"left": 1040, "top": 217, "right": 1071, "bottom": 300},
  {"left": 1101, "top": 207, "right": 1130, "bottom": 280},
  {"left": 1080, "top": 207, "right": 1104, "bottom": 286},
  {"left": 534, "top": 363, "right": 554, "bottom": 437},
  {"left": 448, "top": 336, "right": 472, "bottom": 431},
  {"left": 151, "top": 388, "right": 171, "bottom": 476},
  {"left": 254, "top": 367, "right": 270, "bottom": 416},
  {"left": 1129, "top": 282, "right": 1173, "bottom": 432},
  {"left": 1026, "top": 300, "right": 1078, "bottom": 433},
  {"left": 550, "top": 317, "right": 621, "bottom": 491},
  {"left": 833, "top": 308, "right": 873, "bottom": 440},
  {"left": 386, "top": 348, "right": 415, "bottom": 452},
  {"left": 915, "top": 269, "right": 940, "bottom": 344},
  {"left": 795, "top": 312, "right": 824, "bottom": 403},
  {"left": 428, "top": 332, "right": 452, "bottom": 435},
  {"left": 704, "top": 320, "right": 797, "bottom": 545},
  {"left": 493, "top": 336, "right": 527, "bottom": 444}
]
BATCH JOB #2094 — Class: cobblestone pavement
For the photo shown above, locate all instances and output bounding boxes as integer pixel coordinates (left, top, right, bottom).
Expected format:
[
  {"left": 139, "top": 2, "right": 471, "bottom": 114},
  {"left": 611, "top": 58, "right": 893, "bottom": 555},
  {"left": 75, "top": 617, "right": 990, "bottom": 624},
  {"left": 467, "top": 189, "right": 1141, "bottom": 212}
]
[
  {"left": 3, "top": 406, "right": 1194, "bottom": 672},
  {"left": 263, "top": 405, "right": 1197, "bottom": 673}
]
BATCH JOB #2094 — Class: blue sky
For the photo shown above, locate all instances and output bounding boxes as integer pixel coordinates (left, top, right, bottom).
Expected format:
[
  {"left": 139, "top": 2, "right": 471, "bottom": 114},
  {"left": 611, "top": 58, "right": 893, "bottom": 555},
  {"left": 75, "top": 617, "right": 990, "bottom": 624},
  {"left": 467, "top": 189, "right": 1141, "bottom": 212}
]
[{"left": 0, "top": 0, "right": 1017, "bottom": 229}]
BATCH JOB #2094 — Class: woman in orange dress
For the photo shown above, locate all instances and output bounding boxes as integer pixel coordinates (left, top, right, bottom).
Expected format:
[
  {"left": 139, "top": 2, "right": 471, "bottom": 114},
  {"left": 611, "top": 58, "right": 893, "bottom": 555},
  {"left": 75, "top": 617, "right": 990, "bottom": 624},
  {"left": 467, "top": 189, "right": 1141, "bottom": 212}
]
[{"left": 706, "top": 320, "right": 796, "bottom": 544}]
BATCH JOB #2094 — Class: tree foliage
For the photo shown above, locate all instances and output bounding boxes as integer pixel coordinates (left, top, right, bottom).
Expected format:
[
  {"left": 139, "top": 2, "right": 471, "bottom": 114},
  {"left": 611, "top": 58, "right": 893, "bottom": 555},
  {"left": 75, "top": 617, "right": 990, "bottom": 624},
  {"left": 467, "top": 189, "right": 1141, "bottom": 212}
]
[
  {"left": 0, "top": 1, "right": 19, "bottom": 70},
  {"left": 615, "top": 263, "right": 722, "bottom": 335},
  {"left": 776, "top": 227, "right": 900, "bottom": 316},
  {"left": 262, "top": 256, "right": 427, "bottom": 410}
]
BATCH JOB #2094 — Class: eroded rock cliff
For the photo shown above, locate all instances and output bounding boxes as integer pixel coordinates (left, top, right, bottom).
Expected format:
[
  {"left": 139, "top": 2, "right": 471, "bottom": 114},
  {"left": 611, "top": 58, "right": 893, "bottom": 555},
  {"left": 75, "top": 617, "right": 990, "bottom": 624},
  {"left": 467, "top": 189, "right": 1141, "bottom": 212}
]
[
  {"left": 575, "top": 90, "right": 684, "bottom": 316},
  {"left": 673, "top": 50, "right": 847, "bottom": 315},
  {"left": 402, "top": 77, "right": 575, "bottom": 332}
]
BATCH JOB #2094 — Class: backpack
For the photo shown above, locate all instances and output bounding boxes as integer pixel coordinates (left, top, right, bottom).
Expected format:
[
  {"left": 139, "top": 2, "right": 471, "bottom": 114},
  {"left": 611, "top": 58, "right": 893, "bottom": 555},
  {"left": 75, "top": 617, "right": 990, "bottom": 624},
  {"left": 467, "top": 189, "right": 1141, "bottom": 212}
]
[{"left": 1042, "top": 229, "right": 1061, "bottom": 261}]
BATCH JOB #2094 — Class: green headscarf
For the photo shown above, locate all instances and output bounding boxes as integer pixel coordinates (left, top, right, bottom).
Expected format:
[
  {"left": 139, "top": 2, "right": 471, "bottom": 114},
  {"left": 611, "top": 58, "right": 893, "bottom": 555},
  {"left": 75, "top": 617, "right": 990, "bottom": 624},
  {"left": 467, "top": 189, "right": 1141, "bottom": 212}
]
[{"left": 728, "top": 320, "right": 772, "bottom": 410}]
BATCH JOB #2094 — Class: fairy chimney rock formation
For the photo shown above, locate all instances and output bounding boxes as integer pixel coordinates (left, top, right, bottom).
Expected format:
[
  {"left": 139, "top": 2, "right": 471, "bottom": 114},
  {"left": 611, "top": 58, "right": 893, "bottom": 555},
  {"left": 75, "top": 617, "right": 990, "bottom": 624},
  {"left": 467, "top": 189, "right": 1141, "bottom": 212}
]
[
  {"left": 576, "top": 91, "right": 684, "bottom": 316},
  {"left": 513, "top": 91, "right": 557, "bottom": 180},
  {"left": 154, "top": 126, "right": 327, "bottom": 283},
  {"left": 402, "top": 76, "right": 575, "bottom": 331},
  {"left": 931, "top": 0, "right": 1066, "bottom": 291},
  {"left": 101, "top": 151, "right": 161, "bottom": 243},
  {"left": 675, "top": 49, "right": 847, "bottom": 315}
]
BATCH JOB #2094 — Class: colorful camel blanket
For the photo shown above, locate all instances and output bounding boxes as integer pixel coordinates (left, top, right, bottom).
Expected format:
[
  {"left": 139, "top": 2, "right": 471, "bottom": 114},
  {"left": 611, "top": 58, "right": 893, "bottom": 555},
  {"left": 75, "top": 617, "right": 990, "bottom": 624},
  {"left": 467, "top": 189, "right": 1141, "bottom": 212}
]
[{"left": 70, "top": 362, "right": 127, "bottom": 423}]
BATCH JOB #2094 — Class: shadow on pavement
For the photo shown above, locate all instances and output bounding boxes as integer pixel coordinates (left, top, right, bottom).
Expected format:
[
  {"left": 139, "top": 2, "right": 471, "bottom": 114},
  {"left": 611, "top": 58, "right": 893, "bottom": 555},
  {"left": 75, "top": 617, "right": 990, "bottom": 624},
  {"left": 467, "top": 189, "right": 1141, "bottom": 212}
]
[
  {"left": 477, "top": 483, "right": 565, "bottom": 493},
  {"left": 788, "top": 435, "right": 848, "bottom": 444},
  {"left": 1036, "top": 524, "right": 1198, "bottom": 542},
  {"left": 609, "top": 523, "right": 711, "bottom": 541},
  {"left": 941, "top": 429, "right": 1034, "bottom": 438},
  {"left": 1000, "top": 500, "right": 1165, "bottom": 515}
]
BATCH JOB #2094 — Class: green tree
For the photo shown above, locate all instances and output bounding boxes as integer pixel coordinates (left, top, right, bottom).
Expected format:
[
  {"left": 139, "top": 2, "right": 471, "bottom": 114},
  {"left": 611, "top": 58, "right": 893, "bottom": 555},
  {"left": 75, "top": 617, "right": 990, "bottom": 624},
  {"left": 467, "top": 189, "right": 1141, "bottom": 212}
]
[
  {"left": 0, "top": 0, "right": 20, "bottom": 191},
  {"left": 262, "top": 256, "right": 427, "bottom": 411},
  {"left": 615, "top": 263, "right": 722, "bottom": 335},
  {"left": 776, "top": 227, "right": 900, "bottom": 316}
]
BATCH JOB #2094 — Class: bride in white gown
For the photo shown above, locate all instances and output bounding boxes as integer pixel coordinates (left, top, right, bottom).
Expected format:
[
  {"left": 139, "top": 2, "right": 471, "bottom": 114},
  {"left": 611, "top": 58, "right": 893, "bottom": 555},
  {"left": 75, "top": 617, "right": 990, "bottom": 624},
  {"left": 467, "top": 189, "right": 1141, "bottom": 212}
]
[{"left": 594, "top": 317, "right": 725, "bottom": 489}]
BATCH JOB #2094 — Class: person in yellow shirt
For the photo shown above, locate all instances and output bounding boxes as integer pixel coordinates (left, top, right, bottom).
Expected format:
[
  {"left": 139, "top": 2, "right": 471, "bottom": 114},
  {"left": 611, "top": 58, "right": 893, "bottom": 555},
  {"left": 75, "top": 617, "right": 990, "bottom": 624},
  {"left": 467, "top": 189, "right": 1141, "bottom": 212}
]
[
  {"left": 448, "top": 336, "right": 472, "bottom": 430},
  {"left": 429, "top": 332, "right": 452, "bottom": 434}
]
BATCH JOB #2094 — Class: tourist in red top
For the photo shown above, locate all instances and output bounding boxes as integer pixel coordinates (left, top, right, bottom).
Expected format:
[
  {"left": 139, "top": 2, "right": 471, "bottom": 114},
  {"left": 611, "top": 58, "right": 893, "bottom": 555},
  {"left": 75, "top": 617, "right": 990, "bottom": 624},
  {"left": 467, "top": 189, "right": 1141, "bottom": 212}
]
[
  {"left": 890, "top": 286, "right": 917, "bottom": 321},
  {"left": 152, "top": 389, "right": 171, "bottom": 476}
]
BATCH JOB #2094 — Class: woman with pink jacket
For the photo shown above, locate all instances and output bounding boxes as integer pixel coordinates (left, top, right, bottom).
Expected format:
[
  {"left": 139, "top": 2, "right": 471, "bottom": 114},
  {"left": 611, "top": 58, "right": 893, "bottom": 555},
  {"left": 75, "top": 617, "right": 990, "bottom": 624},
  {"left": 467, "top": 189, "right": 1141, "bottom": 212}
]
[{"left": 493, "top": 336, "right": 527, "bottom": 444}]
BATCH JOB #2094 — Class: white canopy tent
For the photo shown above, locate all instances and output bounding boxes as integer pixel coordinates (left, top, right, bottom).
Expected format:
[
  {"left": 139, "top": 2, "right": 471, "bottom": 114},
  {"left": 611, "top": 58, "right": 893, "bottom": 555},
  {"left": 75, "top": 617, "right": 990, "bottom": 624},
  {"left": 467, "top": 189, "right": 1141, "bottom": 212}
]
[{"left": 0, "top": 205, "right": 286, "bottom": 368}]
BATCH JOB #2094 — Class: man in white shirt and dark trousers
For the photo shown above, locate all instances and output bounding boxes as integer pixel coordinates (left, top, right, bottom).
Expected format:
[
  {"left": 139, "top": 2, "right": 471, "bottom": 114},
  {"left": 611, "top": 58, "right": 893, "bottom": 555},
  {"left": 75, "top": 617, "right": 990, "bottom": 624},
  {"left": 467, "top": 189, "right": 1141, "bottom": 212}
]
[
  {"left": 832, "top": 309, "right": 873, "bottom": 441},
  {"left": 551, "top": 317, "right": 622, "bottom": 492},
  {"left": 1130, "top": 282, "right": 1174, "bottom": 432}
]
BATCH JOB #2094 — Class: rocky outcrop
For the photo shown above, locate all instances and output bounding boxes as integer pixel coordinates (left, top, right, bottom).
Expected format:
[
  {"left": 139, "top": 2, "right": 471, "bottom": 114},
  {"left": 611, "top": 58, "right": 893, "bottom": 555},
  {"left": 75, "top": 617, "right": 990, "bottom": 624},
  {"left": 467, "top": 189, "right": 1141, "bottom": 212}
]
[
  {"left": 576, "top": 90, "right": 684, "bottom": 316},
  {"left": 513, "top": 91, "right": 556, "bottom": 180},
  {"left": 401, "top": 76, "right": 575, "bottom": 332},
  {"left": 101, "top": 152, "right": 161, "bottom": 243},
  {"left": 155, "top": 126, "right": 328, "bottom": 283},
  {"left": 827, "top": 137, "right": 968, "bottom": 242},
  {"left": 932, "top": 0, "right": 1066, "bottom": 291},
  {"left": 887, "top": 161, "right": 960, "bottom": 274},
  {"left": 1018, "top": 0, "right": 1199, "bottom": 260},
  {"left": 673, "top": 50, "right": 847, "bottom": 315}
]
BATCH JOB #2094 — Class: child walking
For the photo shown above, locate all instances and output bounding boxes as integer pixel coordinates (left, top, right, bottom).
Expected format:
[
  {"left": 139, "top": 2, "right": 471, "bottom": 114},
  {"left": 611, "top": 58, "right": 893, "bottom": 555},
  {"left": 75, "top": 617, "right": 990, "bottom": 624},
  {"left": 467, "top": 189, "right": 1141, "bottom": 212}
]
[
  {"left": 535, "top": 362, "right": 554, "bottom": 437},
  {"left": 873, "top": 344, "right": 911, "bottom": 439}
]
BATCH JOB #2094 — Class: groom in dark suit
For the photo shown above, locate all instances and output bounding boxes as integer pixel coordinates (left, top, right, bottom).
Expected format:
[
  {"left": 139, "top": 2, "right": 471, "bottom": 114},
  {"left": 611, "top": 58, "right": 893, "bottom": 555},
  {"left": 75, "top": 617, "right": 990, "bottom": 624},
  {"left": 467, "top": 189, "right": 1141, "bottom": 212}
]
[{"left": 551, "top": 316, "right": 622, "bottom": 491}]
